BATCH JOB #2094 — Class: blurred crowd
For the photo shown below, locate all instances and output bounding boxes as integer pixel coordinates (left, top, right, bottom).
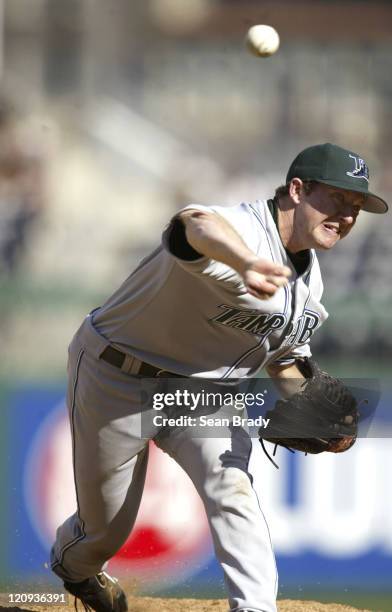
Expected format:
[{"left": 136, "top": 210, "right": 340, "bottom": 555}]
[
  {"left": 0, "top": 0, "right": 391, "bottom": 376},
  {"left": 0, "top": 100, "right": 47, "bottom": 277}
]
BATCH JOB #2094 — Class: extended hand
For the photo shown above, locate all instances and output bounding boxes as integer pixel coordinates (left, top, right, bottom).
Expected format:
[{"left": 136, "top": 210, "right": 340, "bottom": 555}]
[{"left": 241, "top": 258, "right": 291, "bottom": 300}]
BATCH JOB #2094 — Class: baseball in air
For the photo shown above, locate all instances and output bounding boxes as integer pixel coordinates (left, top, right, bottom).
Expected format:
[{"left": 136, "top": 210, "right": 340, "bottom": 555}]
[{"left": 245, "top": 25, "right": 280, "bottom": 57}]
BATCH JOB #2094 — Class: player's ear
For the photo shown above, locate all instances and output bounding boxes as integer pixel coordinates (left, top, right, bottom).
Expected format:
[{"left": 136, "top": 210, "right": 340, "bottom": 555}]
[{"left": 288, "top": 178, "right": 303, "bottom": 204}]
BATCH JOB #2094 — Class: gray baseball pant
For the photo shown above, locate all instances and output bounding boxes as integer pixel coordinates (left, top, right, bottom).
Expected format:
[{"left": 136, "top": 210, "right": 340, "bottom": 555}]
[{"left": 50, "top": 316, "right": 278, "bottom": 612}]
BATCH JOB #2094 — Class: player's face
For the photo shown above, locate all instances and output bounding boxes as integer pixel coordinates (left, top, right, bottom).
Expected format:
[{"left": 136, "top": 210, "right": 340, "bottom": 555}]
[{"left": 296, "top": 183, "right": 364, "bottom": 250}]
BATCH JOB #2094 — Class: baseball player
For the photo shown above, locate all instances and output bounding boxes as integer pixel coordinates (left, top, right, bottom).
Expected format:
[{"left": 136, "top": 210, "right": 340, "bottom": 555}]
[{"left": 50, "top": 143, "right": 387, "bottom": 612}]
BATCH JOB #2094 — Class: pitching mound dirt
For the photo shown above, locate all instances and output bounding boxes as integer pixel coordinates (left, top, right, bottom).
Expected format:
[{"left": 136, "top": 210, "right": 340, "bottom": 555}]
[
  {"left": 0, "top": 596, "right": 371, "bottom": 612},
  {"left": 128, "top": 597, "right": 370, "bottom": 611}
]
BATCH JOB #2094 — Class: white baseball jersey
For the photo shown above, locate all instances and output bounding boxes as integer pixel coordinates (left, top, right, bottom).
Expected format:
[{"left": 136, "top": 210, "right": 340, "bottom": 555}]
[
  {"left": 52, "top": 198, "right": 328, "bottom": 612},
  {"left": 93, "top": 199, "right": 328, "bottom": 378}
]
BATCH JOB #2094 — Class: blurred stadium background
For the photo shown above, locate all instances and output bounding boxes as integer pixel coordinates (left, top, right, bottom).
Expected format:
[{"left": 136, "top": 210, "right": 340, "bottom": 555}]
[{"left": 1, "top": 1, "right": 392, "bottom": 610}]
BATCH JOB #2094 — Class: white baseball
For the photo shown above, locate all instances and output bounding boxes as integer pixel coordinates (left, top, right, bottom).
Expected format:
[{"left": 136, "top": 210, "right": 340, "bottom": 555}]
[{"left": 245, "top": 25, "right": 280, "bottom": 57}]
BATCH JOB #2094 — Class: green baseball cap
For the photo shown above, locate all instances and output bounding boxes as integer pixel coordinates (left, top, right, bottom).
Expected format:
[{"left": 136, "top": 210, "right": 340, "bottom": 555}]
[{"left": 286, "top": 143, "right": 388, "bottom": 214}]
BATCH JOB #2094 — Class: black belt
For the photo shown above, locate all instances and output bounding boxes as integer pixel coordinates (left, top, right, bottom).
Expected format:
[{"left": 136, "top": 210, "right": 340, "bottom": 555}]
[{"left": 100, "top": 345, "right": 183, "bottom": 378}]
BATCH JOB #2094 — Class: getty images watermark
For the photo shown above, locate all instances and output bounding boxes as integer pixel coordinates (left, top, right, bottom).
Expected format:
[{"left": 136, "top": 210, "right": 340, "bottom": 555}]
[
  {"left": 139, "top": 377, "right": 381, "bottom": 439},
  {"left": 151, "top": 388, "right": 271, "bottom": 429}
]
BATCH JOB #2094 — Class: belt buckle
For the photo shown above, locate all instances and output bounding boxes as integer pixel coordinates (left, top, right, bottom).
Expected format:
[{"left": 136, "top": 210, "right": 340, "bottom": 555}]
[{"left": 154, "top": 369, "right": 168, "bottom": 377}]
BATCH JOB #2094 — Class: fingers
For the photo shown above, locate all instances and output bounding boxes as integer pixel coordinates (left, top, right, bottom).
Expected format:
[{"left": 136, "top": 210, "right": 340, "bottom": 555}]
[
  {"left": 242, "top": 258, "right": 292, "bottom": 300},
  {"left": 247, "top": 277, "right": 286, "bottom": 300},
  {"left": 264, "top": 274, "right": 289, "bottom": 288},
  {"left": 274, "top": 264, "right": 291, "bottom": 278},
  {"left": 250, "top": 260, "right": 291, "bottom": 278},
  {"left": 248, "top": 288, "right": 277, "bottom": 300}
]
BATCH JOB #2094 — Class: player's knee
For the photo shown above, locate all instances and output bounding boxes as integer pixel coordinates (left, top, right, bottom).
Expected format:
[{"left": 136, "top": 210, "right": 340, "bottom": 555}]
[{"left": 207, "top": 467, "right": 254, "bottom": 515}]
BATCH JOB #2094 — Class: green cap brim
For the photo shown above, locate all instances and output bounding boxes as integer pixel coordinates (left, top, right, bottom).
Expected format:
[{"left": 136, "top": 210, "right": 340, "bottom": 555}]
[
  {"left": 286, "top": 143, "right": 389, "bottom": 214},
  {"left": 313, "top": 179, "right": 388, "bottom": 214}
]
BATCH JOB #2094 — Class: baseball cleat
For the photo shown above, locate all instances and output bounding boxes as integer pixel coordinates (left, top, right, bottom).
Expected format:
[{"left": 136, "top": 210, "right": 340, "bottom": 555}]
[{"left": 63, "top": 571, "right": 128, "bottom": 612}]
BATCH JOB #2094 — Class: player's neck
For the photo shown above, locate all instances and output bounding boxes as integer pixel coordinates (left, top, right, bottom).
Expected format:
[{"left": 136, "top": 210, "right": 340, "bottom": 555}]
[{"left": 276, "top": 197, "right": 305, "bottom": 253}]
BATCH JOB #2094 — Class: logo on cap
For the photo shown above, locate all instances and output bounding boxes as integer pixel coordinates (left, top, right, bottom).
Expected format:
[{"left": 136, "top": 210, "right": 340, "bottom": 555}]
[{"left": 346, "top": 154, "right": 369, "bottom": 182}]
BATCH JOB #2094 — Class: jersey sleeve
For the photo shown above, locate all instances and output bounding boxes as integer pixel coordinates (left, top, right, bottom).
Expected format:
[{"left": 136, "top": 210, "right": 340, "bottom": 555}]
[
  {"left": 161, "top": 204, "right": 210, "bottom": 269},
  {"left": 161, "top": 202, "right": 260, "bottom": 281},
  {"left": 270, "top": 343, "right": 312, "bottom": 367}
]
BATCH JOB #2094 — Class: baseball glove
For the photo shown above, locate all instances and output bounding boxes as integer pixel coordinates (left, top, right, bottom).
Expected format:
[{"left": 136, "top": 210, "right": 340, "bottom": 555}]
[{"left": 260, "top": 358, "right": 359, "bottom": 456}]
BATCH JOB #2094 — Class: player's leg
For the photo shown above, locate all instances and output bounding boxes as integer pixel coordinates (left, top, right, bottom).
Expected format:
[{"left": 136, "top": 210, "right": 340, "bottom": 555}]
[
  {"left": 51, "top": 334, "right": 150, "bottom": 583},
  {"left": 156, "top": 427, "right": 278, "bottom": 612}
]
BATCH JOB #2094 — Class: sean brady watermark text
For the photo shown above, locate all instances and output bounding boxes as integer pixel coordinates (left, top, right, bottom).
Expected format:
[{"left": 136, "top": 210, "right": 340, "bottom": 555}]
[{"left": 152, "top": 414, "right": 270, "bottom": 428}]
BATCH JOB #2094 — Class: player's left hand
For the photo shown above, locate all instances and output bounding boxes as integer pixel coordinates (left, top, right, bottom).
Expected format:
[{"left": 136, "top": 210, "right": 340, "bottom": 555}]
[{"left": 259, "top": 358, "right": 359, "bottom": 455}]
